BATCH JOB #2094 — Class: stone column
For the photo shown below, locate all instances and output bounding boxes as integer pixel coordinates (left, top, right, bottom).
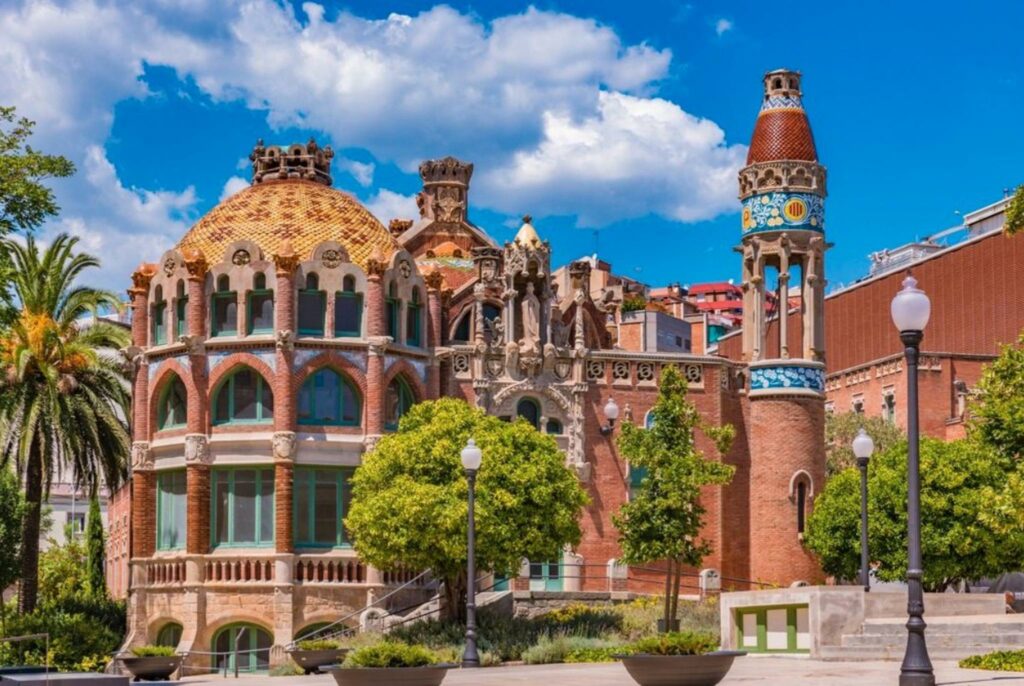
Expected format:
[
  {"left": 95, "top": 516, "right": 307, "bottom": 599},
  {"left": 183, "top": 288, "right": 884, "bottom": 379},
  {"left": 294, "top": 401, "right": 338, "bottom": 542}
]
[
  {"left": 181, "top": 250, "right": 211, "bottom": 556},
  {"left": 272, "top": 432, "right": 296, "bottom": 556},
  {"left": 128, "top": 265, "right": 154, "bottom": 440},
  {"left": 272, "top": 244, "right": 300, "bottom": 556},
  {"left": 365, "top": 254, "right": 388, "bottom": 438},
  {"left": 425, "top": 271, "right": 444, "bottom": 399},
  {"left": 779, "top": 244, "right": 790, "bottom": 360}
]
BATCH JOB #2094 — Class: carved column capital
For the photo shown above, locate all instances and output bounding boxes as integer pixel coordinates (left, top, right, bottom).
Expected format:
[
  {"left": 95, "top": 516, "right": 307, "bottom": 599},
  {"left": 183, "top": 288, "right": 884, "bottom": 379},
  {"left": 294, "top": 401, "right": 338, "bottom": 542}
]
[
  {"left": 131, "top": 441, "right": 153, "bottom": 471},
  {"left": 271, "top": 431, "right": 297, "bottom": 462},
  {"left": 275, "top": 330, "right": 294, "bottom": 351},
  {"left": 367, "top": 336, "right": 390, "bottom": 356},
  {"left": 273, "top": 241, "right": 301, "bottom": 276},
  {"left": 178, "top": 334, "right": 205, "bottom": 356},
  {"left": 184, "top": 434, "right": 211, "bottom": 465},
  {"left": 424, "top": 270, "right": 445, "bottom": 292},
  {"left": 182, "top": 249, "right": 209, "bottom": 281}
]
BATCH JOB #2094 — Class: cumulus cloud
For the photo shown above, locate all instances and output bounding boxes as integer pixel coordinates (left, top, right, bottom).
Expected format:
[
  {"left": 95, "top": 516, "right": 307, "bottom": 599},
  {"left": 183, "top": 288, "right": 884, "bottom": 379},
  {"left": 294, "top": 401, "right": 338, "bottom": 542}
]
[
  {"left": 365, "top": 189, "right": 419, "bottom": 225},
  {"left": 715, "top": 18, "right": 734, "bottom": 36},
  {"left": 219, "top": 176, "right": 249, "bottom": 201}
]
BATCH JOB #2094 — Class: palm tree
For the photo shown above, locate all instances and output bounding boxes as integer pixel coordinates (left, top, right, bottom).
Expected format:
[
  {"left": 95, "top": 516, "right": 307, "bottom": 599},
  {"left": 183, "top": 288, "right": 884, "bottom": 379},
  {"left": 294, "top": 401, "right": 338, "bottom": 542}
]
[{"left": 0, "top": 233, "right": 131, "bottom": 612}]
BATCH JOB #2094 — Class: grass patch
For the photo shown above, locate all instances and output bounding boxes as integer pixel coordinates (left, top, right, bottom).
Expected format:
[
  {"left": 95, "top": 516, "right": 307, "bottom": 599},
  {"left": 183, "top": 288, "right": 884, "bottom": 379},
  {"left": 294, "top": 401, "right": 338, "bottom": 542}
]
[{"left": 960, "top": 650, "right": 1024, "bottom": 671}]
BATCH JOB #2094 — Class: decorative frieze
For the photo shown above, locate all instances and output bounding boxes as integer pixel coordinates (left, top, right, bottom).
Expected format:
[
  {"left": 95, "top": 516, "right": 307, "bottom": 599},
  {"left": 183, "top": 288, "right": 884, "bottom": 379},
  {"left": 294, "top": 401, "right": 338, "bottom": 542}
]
[
  {"left": 131, "top": 441, "right": 153, "bottom": 471},
  {"left": 749, "top": 361, "right": 825, "bottom": 397},
  {"left": 184, "top": 434, "right": 211, "bottom": 465}
]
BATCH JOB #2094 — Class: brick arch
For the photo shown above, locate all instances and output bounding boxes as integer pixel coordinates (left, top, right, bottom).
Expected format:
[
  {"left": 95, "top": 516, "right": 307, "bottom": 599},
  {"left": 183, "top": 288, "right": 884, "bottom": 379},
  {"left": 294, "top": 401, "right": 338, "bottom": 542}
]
[
  {"left": 207, "top": 353, "right": 277, "bottom": 429},
  {"left": 148, "top": 359, "right": 198, "bottom": 438},
  {"left": 293, "top": 352, "right": 369, "bottom": 429},
  {"left": 199, "top": 617, "right": 275, "bottom": 654},
  {"left": 382, "top": 357, "right": 427, "bottom": 402}
]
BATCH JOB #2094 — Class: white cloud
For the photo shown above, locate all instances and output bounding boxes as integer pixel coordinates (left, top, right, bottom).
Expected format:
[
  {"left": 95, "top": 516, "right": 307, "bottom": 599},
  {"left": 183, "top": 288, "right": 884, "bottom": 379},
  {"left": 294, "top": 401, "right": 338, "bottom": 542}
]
[
  {"left": 338, "top": 159, "right": 375, "bottom": 187},
  {"left": 365, "top": 189, "right": 419, "bottom": 224},
  {"left": 715, "top": 18, "right": 734, "bottom": 36},
  {"left": 219, "top": 176, "right": 249, "bottom": 201}
]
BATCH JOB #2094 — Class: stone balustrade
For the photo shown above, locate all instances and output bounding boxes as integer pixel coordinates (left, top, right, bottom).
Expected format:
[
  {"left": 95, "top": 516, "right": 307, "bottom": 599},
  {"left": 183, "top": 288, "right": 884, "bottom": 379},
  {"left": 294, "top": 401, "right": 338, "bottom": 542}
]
[{"left": 294, "top": 554, "right": 366, "bottom": 584}]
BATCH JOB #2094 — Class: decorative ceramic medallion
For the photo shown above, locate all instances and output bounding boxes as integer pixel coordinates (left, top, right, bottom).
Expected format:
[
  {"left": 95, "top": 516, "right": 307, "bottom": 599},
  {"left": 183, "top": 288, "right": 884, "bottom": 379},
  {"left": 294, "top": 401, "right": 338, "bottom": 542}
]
[{"left": 741, "top": 191, "right": 824, "bottom": 234}]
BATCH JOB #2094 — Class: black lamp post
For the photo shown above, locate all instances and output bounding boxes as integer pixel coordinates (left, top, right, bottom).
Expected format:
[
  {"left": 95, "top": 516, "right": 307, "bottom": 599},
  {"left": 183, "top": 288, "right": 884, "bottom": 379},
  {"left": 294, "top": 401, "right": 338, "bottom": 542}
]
[
  {"left": 891, "top": 274, "right": 934, "bottom": 686},
  {"left": 460, "top": 438, "right": 482, "bottom": 668},
  {"left": 852, "top": 428, "right": 874, "bottom": 593}
]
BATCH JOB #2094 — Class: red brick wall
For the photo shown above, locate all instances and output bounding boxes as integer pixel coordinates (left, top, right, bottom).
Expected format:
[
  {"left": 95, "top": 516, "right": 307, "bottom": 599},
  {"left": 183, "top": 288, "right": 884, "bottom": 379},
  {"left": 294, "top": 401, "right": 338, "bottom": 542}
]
[
  {"left": 106, "top": 483, "right": 132, "bottom": 599},
  {"left": 275, "top": 462, "right": 294, "bottom": 553},
  {"left": 132, "top": 470, "right": 156, "bottom": 558},
  {"left": 186, "top": 466, "right": 210, "bottom": 555}
]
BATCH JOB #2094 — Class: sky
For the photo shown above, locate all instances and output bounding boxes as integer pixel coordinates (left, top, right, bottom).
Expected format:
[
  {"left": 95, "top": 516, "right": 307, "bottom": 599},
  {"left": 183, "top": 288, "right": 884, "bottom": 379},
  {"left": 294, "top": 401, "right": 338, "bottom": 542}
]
[{"left": 1, "top": 0, "right": 1022, "bottom": 293}]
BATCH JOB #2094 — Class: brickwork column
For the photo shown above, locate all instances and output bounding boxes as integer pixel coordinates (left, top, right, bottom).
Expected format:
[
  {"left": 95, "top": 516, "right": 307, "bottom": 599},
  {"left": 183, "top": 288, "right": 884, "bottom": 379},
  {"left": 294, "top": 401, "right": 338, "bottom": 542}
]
[
  {"left": 424, "top": 271, "right": 444, "bottom": 399},
  {"left": 272, "top": 243, "right": 300, "bottom": 555},
  {"left": 365, "top": 254, "right": 388, "bottom": 437},
  {"left": 128, "top": 266, "right": 157, "bottom": 560},
  {"left": 182, "top": 250, "right": 211, "bottom": 555},
  {"left": 130, "top": 443, "right": 156, "bottom": 558}
]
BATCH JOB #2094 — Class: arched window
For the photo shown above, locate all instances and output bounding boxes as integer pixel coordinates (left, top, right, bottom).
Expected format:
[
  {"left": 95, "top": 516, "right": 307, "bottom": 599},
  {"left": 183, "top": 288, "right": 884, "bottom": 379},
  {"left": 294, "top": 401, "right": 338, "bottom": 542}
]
[
  {"left": 213, "top": 368, "right": 273, "bottom": 425},
  {"left": 174, "top": 280, "right": 188, "bottom": 338},
  {"left": 406, "top": 287, "right": 423, "bottom": 347},
  {"left": 545, "top": 418, "right": 563, "bottom": 434},
  {"left": 796, "top": 481, "right": 807, "bottom": 535},
  {"left": 156, "top": 622, "right": 183, "bottom": 648},
  {"left": 384, "top": 376, "right": 415, "bottom": 431},
  {"left": 297, "top": 368, "right": 360, "bottom": 426},
  {"left": 334, "top": 275, "right": 362, "bottom": 337},
  {"left": 385, "top": 281, "right": 400, "bottom": 341},
  {"left": 298, "top": 273, "right": 326, "bottom": 336},
  {"left": 516, "top": 397, "right": 541, "bottom": 430},
  {"left": 212, "top": 624, "right": 272, "bottom": 674},
  {"left": 211, "top": 275, "right": 237, "bottom": 337},
  {"left": 158, "top": 376, "right": 187, "bottom": 429},
  {"left": 151, "top": 285, "right": 167, "bottom": 345},
  {"left": 247, "top": 272, "right": 274, "bottom": 334},
  {"left": 452, "top": 311, "right": 471, "bottom": 343}
]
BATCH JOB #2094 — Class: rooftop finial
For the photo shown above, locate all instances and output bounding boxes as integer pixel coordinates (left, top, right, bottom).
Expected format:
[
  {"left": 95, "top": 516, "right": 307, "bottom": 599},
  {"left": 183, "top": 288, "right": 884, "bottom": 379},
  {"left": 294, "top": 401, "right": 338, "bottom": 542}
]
[{"left": 250, "top": 138, "right": 334, "bottom": 186}]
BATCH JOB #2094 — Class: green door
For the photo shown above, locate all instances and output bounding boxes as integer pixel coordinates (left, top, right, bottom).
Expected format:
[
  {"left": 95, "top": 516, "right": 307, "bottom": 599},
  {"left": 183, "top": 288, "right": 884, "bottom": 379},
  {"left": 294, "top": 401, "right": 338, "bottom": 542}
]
[
  {"left": 735, "top": 605, "right": 809, "bottom": 653},
  {"left": 212, "top": 624, "right": 272, "bottom": 673},
  {"left": 491, "top": 575, "right": 510, "bottom": 592},
  {"left": 529, "top": 560, "right": 562, "bottom": 591}
]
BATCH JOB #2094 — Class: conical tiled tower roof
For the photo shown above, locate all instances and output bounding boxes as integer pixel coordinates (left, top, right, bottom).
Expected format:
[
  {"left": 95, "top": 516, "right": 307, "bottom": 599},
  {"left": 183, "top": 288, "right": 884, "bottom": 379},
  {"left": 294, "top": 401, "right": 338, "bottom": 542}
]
[{"left": 747, "top": 69, "right": 818, "bottom": 164}]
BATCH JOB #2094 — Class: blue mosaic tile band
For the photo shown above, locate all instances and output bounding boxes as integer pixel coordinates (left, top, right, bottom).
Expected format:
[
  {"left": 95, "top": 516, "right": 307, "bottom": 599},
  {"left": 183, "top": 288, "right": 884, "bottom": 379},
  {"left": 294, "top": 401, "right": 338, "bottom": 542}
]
[
  {"left": 750, "top": 364, "right": 825, "bottom": 393},
  {"left": 742, "top": 191, "right": 824, "bottom": 234},
  {"left": 760, "top": 95, "right": 803, "bottom": 111}
]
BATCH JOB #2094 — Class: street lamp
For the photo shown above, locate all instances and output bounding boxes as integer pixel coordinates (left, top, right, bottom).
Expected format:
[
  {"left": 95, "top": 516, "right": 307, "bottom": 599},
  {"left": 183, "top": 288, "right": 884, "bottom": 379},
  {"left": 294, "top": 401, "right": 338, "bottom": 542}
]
[
  {"left": 460, "top": 438, "right": 482, "bottom": 668},
  {"left": 600, "top": 397, "right": 620, "bottom": 436},
  {"left": 852, "top": 428, "right": 874, "bottom": 593},
  {"left": 890, "top": 274, "right": 934, "bottom": 686}
]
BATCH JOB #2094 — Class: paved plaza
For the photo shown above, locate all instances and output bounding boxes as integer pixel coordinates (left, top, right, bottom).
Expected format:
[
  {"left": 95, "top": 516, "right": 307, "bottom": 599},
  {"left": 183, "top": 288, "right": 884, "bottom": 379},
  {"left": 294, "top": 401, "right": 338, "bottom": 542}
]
[{"left": 180, "top": 659, "right": 1024, "bottom": 685}]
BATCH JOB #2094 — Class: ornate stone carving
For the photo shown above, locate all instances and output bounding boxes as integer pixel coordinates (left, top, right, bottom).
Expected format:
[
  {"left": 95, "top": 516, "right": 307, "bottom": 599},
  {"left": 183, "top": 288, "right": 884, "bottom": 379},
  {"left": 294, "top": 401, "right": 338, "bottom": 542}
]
[
  {"left": 637, "top": 362, "right": 655, "bottom": 383},
  {"left": 273, "top": 241, "right": 300, "bottom": 276},
  {"left": 184, "top": 434, "right": 210, "bottom": 464},
  {"left": 162, "top": 257, "right": 176, "bottom": 277},
  {"left": 366, "top": 251, "right": 388, "bottom": 278},
  {"left": 131, "top": 441, "right": 153, "bottom": 470},
  {"left": 121, "top": 345, "right": 145, "bottom": 374},
  {"left": 272, "top": 431, "right": 297, "bottom": 461},
  {"left": 683, "top": 363, "right": 703, "bottom": 385},
  {"left": 232, "top": 249, "right": 251, "bottom": 266},
  {"left": 452, "top": 353, "right": 470, "bottom": 376},
  {"left": 321, "top": 249, "right": 344, "bottom": 269},
  {"left": 424, "top": 270, "right": 445, "bottom": 291},
  {"left": 367, "top": 336, "right": 389, "bottom": 356},
  {"left": 129, "top": 263, "right": 158, "bottom": 294},
  {"left": 388, "top": 218, "right": 413, "bottom": 236},
  {"left": 251, "top": 137, "right": 334, "bottom": 186},
  {"left": 612, "top": 361, "right": 630, "bottom": 382},
  {"left": 398, "top": 259, "right": 412, "bottom": 279},
  {"left": 182, "top": 249, "right": 209, "bottom": 280},
  {"left": 275, "top": 329, "right": 294, "bottom": 351},
  {"left": 178, "top": 334, "right": 205, "bottom": 356},
  {"left": 586, "top": 360, "right": 605, "bottom": 382}
]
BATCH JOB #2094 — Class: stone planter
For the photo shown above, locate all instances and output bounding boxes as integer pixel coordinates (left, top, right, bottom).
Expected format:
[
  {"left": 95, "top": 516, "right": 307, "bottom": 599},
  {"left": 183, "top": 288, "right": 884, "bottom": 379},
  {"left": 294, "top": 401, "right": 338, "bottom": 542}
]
[
  {"left": 325, "top": 664, "right": 454, "bottom": 686},
  {"left": 118, "top": 655, "right": 183, "bottom": 681},
  {"left": 289, "top": 648, "right": 349, "bottom": 675},
  {"left": 618, "top": 652, "right": 745, "bottom": 686}
]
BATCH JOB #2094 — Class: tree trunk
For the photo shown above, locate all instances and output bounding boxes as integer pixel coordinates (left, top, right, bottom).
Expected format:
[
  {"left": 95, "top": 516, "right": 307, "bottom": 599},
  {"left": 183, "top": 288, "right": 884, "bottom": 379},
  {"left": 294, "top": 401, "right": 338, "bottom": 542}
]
[
  {"left": 19, "top": 447, "right": 43, "bottom": 614},
  {"left": 662, "top": 558, "right": 673, "bottom": 633},
  {"left": 670, "top": 557, "right": 682, "bottom": 624},
  {"left": 441, "top": 571, "right": 467, "bottom": 623}
]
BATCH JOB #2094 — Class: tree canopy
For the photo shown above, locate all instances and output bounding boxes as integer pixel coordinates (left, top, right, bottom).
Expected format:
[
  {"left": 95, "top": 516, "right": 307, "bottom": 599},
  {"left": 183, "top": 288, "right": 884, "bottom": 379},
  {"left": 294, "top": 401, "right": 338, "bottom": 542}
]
[
  {"left": 806, "top": 437, "right": 1024, "bottom": 591},
  {"left": 345, "top": 398, "right": 588, "bottom": 619},
  {"left": 613, "top": 365, "right": 734, "bottom": 629},
  {"left": 0, "top": 106, "right": 74, "bottom": 236},
  {"left": 0, "top": 469, "right": 24, "bottom": 633},
  {"left": 970, "top": 331, "right": 1024, "bottom": 459},
  {"left": 825, "top": 411, "right": 904, "bottom": 477}
]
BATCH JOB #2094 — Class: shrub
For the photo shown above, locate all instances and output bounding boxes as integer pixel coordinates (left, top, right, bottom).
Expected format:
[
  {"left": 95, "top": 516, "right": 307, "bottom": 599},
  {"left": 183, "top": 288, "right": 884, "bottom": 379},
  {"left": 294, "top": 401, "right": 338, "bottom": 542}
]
[
  {"left": 541, "top": 603, "right": 622, "bottom": 635},
  {"left": 270, "top": 663, "right": 304, "bottom": 677},
  {"left": 629, "top": 631, "right": 718, "bottom": 656},
  {"left": 616, "top": 597, "right": 719, "bottom": 641},
  {"left": 522, "top": 635, "right": 624, "bottom": 665},
  {"left": 131, "top": 645, "right": 176, "bottom": 657},
  {"left": 960, "top": 649, "right": 1024, "bottom": 671},
  {"left": 621, "top": 295, "right": 647, "bottom": 313},
  {"left": 0, "top": 609, "right": 121, "bottom": 671},
  {"left": 344, "top": 642, "right": 439, "bottom": 669},
  {"left": 296, "top": 639, "right": 342, "bottom": 651}
]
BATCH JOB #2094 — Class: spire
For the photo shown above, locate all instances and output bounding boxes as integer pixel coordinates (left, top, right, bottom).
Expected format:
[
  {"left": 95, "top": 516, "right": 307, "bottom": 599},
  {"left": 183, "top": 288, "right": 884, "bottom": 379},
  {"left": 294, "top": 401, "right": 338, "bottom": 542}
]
[
  {"left": 747, "top": 69, "right": 817, "bottom": 165},
  {"left": 514, "top": 215, "right": 542, "bottom": 248}
]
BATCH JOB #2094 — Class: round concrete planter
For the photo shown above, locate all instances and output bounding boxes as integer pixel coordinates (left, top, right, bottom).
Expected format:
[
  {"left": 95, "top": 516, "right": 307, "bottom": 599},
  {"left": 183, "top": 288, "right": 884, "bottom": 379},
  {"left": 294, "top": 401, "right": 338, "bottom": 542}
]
[
  {"left": 618, "top": 652, "right": 746, "bottom": 686},
  {"left": 119, "top": 655, "right": 183, "bottom": 681},
  {"left": 289, "top": 648, "right": 349, "bottom": 674},
  {"left": 325, "top": 664, "right": 454, "bottom": 686}
]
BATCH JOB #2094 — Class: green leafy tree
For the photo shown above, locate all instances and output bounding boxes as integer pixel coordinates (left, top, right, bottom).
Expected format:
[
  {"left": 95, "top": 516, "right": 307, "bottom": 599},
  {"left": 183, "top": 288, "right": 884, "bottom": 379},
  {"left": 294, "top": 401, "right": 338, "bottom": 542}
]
[
  {"left": 970, "top": 331, "right": 1024, "bottom": 459},
  {"left": 613, "top": 365, "right": 735, "bottom": 631},
  {"left": 346, "top": 398, "right": 589, "bottom": 620},
  {"left": 85, "top": 496, "right": 105, "bottom": 596},
  {"left": 825, "top": 411, "right": 904, "bottom": 477},
  {"left": 0, "top": 468, "right": 25, "bottom": 633},
  {"left": 806, "top": 437, "right": 1024, "bottom": 590},
  {"left": 1005, "top": 184, "right": 1024, "bottom": 236},
  {"left": 0, "top": 234, "right": 131, "bottom": 613}
]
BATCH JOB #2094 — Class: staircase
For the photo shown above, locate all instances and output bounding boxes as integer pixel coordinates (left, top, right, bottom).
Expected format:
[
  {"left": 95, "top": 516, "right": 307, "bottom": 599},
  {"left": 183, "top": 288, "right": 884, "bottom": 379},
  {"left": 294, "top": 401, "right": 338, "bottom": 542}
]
[
  {"left": 384, "top": 590, "right": 514, "bottom": 631},
  {"left": 821, "top": 614, "right": 1024, "bottom": 660}
]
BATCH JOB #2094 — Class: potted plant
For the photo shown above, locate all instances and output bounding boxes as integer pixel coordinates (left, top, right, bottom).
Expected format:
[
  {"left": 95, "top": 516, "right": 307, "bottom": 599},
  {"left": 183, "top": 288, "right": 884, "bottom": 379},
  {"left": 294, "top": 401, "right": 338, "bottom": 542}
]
[
  {"left": 119, "top": 646, "right": 182, "bottom": 681},
  {"left": 324, "top": 642, "right": 455, "bottom": 686},
  {"left": 617, "top": 632, "right": 745, "bottom": 686},
  {"left": 288, "top": 638, "right": 350, "bottom": 675}
]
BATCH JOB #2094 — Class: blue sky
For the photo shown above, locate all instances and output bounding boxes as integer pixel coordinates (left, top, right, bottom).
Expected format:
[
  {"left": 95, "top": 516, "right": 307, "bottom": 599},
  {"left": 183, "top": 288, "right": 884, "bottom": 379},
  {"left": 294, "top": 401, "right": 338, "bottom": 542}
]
[{"left": 2, "top": 0, "right": 1022, "bottom": 292}]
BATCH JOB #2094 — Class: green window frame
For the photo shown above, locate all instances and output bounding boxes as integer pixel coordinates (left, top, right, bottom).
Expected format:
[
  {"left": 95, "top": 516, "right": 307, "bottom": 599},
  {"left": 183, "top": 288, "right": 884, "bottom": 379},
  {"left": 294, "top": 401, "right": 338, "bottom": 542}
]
[
  {"left": 175, "top": 296, "right": 188, "bottom": 338},
  {"left": 158, "top": 376, "right": 188, "bottom": 430},
  {"left": 384, "top": 376, "right": 415, "bottom": 431},
  {"left": 628, "top": 464, "right": 648, "bottom": 501},
  {"left": 293, "top": 468, "right": 353, "bottom": 548},
  {"left": 211, "top": 277, "right": 238, "bottom": 337},
  {"left": 385, "top": 282, "right": 400, "bottom": 341},
  {"left": 156, "top": 622, "right": 183, "bottom": 648},
  {"left": 333, "top": 289, "right": 362, "bottom": 337},
  {"left": 211, "top": 468, "right": 274, "bottom": 548},
  {"left": 152, "top": 300, "right": 167, "bottom": 346},
  {"left": 735, "top": 605, "right": 809, "bottom": 654},
  {"left": 211, "top": 623, "right": 272, "bottom": 674},
  {"left": 297, "top": 368, "right": 361, "bottom": 426},
  {"left": 157, "top": 470, "right": 186, "bottom": 550},
  {"left": 528, "top": 559, "right": 563, "bottom": 591},
  {"left": 298, "top": 273, "right": 325, "bottom": 336},
  {"left": 212, "top": 369, "right": 273, "bottom": 425},
  {"left": 247, "top": 289, "right": 274, "bottom": 334},
  {"left": 406, "top": 289, "right": 422, "bottom": 347}
]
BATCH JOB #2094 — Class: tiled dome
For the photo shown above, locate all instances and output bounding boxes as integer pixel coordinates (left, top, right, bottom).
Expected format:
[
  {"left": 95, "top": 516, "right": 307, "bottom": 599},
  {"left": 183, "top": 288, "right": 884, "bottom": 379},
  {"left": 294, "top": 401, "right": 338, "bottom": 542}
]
[{"left": 176, "top": 179, "right": 398, "bottom": 269}]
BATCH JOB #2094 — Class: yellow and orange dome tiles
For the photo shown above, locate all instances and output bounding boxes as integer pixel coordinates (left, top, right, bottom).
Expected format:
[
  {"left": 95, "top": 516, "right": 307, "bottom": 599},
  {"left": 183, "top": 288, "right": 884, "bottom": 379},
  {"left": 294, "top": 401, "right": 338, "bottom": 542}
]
[{"left": 175, "top": 179, "right": 400, "bottom": 270}]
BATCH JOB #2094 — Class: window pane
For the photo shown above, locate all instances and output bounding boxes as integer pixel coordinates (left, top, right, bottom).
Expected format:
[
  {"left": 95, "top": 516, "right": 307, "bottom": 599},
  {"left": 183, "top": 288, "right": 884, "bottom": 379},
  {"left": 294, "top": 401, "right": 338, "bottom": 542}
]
[
  {"left": 517, "top": 399, "right": 540, "bottom": 429},
  {"left": 215, "top": 476, "right": 230, "bottom": 544},
  {"left": 298, "top": 291, "right": 324, "bottom": 334},
  {"left": 176, "top": 298, "right": 188, "bottom": 337},
  {"left": 341, "top": 380, "right": 358, "bottom": 424},
  {"left": 529, "top": 563, "right": 543, "bottom": 579},
  {"left": 214, "top": 294, "right": 237, "bottom": 335},
  {"left": 215, "top": 385, "right": 230, "bottom": 424},
  {"left": 340, "top": 471, "right": 352, "bottom": 544},
  {"left": 334, "top": 293, "right": 361, "bottom": 336},
  {"left": 234, "top": 371, "right": 257, "bottom": 420},
  {"left": 250, "top": 292, "right": 274, "bottom": 332},
  {"left": 313, "top": 472, "right": 337, "bottom": 545},
  {"left": 386, "top": 301, "right": 398, "bottom": 338},
  {"left": 406, "top": 305, "right": 420, "bottom": 346},
  {"left": 294, "top": 472, "right": 311, "bottom": 543},
  {"left": 314, "top": 371, "right": 340, "bottom": 424},
  {"left": 260, "top": 381, "right": 274, "bottom": 418},
  {"left": 259, "top": 471, "right": 274, "bottom": 543},
  {"left": 254, "top": 629, "right": 271, "bottom": 671},
  {"left": 385, "top": 382, "right": 400, "bottom": 428},
  {"left": 233, "top": 471, "right": 256, "bottom": 543}
]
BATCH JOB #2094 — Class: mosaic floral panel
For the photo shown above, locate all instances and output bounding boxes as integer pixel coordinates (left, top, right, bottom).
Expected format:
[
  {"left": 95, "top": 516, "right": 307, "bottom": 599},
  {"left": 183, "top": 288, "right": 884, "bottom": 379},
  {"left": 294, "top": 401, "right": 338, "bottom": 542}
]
[
  {"left": 750, "top": 364, "right": 825, "bottom": 393},
  {"left": 741, "top": 191, "right": 824, "bottom": 234}
]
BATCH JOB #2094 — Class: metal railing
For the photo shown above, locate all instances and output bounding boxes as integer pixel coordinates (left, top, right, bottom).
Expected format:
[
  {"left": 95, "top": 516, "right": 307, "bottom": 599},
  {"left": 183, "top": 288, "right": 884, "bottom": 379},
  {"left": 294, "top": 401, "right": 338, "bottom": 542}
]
[{"left": 1, "top": 633, "right": 51, "bottom": 683}]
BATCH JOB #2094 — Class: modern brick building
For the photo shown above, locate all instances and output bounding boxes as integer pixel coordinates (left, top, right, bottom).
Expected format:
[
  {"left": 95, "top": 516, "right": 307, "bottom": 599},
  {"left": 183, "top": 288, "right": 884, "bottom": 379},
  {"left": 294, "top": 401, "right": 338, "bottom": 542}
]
[{"left": 118, "top": 69, "right": 829, "bottom": 670}]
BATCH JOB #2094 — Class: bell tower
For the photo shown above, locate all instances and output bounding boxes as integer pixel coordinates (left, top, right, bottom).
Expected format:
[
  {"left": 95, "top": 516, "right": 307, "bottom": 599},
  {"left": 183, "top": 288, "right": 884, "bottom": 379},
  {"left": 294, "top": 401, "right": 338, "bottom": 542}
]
[{"left": 740, "top": 69, "right": 827, "bottom": 584}]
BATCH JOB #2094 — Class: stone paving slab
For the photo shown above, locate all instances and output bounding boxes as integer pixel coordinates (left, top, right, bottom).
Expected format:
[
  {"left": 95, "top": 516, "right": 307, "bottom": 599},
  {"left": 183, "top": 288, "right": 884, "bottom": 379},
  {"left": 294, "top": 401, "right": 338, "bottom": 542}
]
[{"left": 180, "top": 657, "right": 1024, "bottom": 685}]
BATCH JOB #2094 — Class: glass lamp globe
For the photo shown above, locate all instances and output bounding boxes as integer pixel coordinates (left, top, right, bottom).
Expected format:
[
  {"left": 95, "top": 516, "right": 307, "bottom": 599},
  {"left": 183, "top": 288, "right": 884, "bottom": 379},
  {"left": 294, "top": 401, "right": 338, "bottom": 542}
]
[
  {"left": 852, "top": 428, "right": 875, "bottom": 460},
  {"left": 604, "top": 397, "right": 620, "bottom": 422},
  {"left": 890, "top": 275, "right": 931, "bottom": 333},
  {"left": 461, "top": 438, "right": 482, "bottom": 471}
]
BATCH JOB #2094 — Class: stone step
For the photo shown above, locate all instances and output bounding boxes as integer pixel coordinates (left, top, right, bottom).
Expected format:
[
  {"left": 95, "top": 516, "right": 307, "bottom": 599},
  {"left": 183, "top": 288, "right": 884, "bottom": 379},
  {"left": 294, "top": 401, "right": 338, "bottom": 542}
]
[
  {"left": 860, "top": 614, "right": 1024, "bottom": 637},
  {"left": 838, "top": 629, "right": 1024, "bottom": 660}
]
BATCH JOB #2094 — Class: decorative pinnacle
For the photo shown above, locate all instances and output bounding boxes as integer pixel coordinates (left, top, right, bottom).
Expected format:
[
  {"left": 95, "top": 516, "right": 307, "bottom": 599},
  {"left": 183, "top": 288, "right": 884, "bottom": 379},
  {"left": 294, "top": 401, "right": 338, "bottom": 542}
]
[
  {"left": 418, "top": 156, "right": 473, "bottom": 187},
  {"left": 250, "top": 138, "right": 334, "bottom": 186}
]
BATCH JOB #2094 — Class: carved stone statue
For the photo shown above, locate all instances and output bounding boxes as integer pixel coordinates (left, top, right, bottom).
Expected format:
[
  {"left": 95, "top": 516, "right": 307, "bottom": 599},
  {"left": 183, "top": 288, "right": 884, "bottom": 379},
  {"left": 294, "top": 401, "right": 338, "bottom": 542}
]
[
  {"left": 520, "top": 281, "right": 541, "bottom": 352},
  {"left": 272, "top": 431, "right": 297, "bottom": 461}
]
